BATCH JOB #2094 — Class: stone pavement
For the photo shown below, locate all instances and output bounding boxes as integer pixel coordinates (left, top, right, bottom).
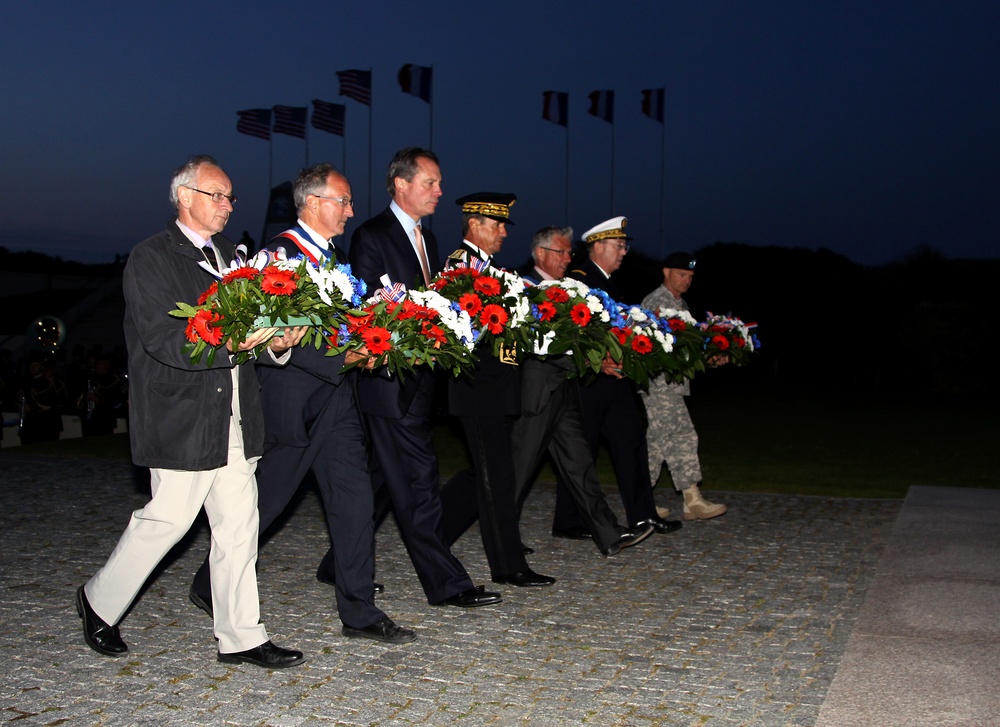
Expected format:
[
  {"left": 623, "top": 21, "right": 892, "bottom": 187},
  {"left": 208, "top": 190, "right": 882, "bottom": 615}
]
[{"left": 0, "top": 456, "right": 901, "bottom": 726}]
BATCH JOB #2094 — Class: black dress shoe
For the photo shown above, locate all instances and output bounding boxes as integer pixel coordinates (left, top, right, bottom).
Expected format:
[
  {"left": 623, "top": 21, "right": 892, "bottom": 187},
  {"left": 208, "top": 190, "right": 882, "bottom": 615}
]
[
  {"left": 76, "top": 586, "right": 127, "bottom": 656},
  {"left": 521, "top": 543, "right": 535, "bottom": 555},
  {"left": 217, "top": 640, "right": 305, "bottom": 668},
  {"left": 437, "top": 585, "right": 503, "bottom": 608},
  {"left": 342, "top": 616, "right": 417, "bottom": 644},
  {"left": 601, "top": 524, "right": 655, "bottom": 556},
  {"left": 634, "top": 515, "right": 683, "bottom": 534},
  {"left": 316, "top": 575, "right": 385, "bottom": 594},
  {"left": 551, "top": 526, "right": 593, "bottom": 540},
  {"left": 189, "top": 587, "right": 214, "bottom": 619},
  {"left": 492, "top": 569, "right": 556, "bottom": 587}
]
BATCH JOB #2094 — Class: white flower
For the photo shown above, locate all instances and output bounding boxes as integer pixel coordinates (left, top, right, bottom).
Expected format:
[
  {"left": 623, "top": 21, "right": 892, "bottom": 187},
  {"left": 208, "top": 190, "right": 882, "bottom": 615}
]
[{"left": 653, "top": 329, "right": 674, "bottom": 353}]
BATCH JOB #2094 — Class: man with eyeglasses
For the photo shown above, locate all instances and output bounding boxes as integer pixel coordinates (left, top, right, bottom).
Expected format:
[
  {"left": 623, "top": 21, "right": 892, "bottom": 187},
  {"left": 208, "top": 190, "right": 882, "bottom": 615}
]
[
  {"left": 188, "top": 163, "right": 417, "bottom": 645},
  {"left": 553, "top": 216, "right": 682, "bottom": 540},
  {"left": 509, "top": 226, "right": 655, "bottom": 556},
  {"left": 76, "top": 155, "right": 306, "bottom": 668}
]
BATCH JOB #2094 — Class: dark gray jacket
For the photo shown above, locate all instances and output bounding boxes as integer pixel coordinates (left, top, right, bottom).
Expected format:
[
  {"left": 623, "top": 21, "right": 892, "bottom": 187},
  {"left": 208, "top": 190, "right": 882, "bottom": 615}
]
[{"left": 123, "top": 220, "right": 265, "bottom": 470}]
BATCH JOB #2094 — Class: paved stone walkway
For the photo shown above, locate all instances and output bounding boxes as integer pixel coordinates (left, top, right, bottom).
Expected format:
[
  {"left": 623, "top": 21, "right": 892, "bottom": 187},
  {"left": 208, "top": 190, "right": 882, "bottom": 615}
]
[{"left": 0, "top": 456, "right": 900, "bottom": 725}]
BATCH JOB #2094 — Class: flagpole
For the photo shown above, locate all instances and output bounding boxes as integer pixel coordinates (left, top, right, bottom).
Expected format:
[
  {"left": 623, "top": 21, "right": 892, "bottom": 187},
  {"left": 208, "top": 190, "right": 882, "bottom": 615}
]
[
  {"left": 367, "top": 67, "right": 373, "bottom": 221},
  {"left": 659, "top": 114, "right": 666, "bottom": 257},
  {"left": 564, "top": 125, "right": 570, "bottom": 225},
  {"left": 610, "top": 118, "right": 616, "bottom": 214}
]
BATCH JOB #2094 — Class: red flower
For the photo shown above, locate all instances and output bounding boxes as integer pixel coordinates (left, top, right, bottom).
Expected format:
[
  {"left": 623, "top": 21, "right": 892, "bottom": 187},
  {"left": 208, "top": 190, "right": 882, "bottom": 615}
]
[
  {"left": 185, "top": 309, "right": 224, "bottom": 346},
  {"left": 480, "top": 304, "right": 509, "bottom": 334},
  {"left": 546, "top": 287, "right": 570, "bottom": 303},
  {"left": 535, "top": 301, "right": 557, "bottom": 322},
  {"left": 197, "top": 282, "right": 218, "bottom": 305},
  {"left": 261, "top": 267, "right": 298, "bottom": 296},
  {"left": 396, "top": 300, "right": 420, "bottom": 320},
  {"left": 221, "top": 267, "right": 259, "bottom": 284},
  {"left": 473, "top": 276, "right": 502, "bottom": 296},
  {"left": 735, "top": 336, "right": 746, "bottom": 348},
  {"left": 422, "top": 322, "right": 447, "bottom": 345},
  {"left": 346, "top": 312, "right": 372, "bottom": 333},
  {"left": 711, "top": 334, "right": 730, "bottom": 350},
  {"left": 362, "top": 326, "right": 392, "bottom": 355},
  {"left": 414, "top": 305, "right": 437, "bottom": 321},
  {"left": 458, "top": 292, "right": 483, "bottom": 316},
  {"left": 667, "top": 318, "right": 687, "bottom": 332},
  {"left": 441, "top": 267, "right": 478, "bottom": 280},
  {"left": 631, "top": 334, "right": 653, "bottom": 354},
  {"left": 569, "top": 303, "right": 592, "bottom": 327},
  {"left": 609, "top": 326, "right": 628, "bottom": 345}
]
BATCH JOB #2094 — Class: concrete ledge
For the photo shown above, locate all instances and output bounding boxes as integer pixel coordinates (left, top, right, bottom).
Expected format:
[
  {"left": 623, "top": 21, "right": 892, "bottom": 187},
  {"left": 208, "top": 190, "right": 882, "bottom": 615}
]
[{"left": 816, "top": 486, "right": 1000, "bottom": 727}]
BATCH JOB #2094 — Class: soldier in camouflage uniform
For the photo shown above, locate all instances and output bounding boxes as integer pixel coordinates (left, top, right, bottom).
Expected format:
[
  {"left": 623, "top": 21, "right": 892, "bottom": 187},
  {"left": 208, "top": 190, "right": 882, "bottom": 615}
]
[{"left": 640, "top": 252, "right": 727, "bottom": 521}]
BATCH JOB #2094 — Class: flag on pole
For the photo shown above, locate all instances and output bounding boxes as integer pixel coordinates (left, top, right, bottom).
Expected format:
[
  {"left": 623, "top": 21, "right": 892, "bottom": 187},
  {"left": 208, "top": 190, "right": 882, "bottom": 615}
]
[
  {"left": 641, "top": 88, "right": 665, "bottom": 123},
  {"left": 542, "top": 91, "right": 568, "bottom": 127},
  {"left": 398, "top": 64, "right": 433, "bottom": 102},
  {"left": 337, "top": 69, "right": 372, "bottom": 105},
  {"left": 311, "top": 99, "right": 346, "bottom": 136},
  {"left": 272, "top": 105, "right": 307, "bottom": 138},
  {"left": 587, "top": 90, "right": 615, "bottom": 123},
  {"left": 236, "top": 108, "right": 272, "bottom": 140}
]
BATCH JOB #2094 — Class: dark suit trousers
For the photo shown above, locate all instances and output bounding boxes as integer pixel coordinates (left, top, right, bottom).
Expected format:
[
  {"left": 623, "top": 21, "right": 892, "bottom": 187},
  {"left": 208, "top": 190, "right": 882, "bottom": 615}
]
[
  {"left": 511, "top": 375, "right": 623, "bottom": 551},
  {"left": 441, "top": 414, "right": 528, "bottom": 578},
  {"left": 363, "top": 403, "right": 475, "bottom": 604},
  {"left": 553, "top": 379, "right": 657, "bottom": 529},
  {"left": 192, "top": 388, "right": 385, "bottom": 629}
]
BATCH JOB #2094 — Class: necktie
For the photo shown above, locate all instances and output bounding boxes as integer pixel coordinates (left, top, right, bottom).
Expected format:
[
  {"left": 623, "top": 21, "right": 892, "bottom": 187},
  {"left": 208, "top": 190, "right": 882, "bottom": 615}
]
[
  {"left": 201, "top": 241, "right": 223, "bottom": 271},
  {"left": 414, "top": 223, "right": 432, "bottom": 287}
]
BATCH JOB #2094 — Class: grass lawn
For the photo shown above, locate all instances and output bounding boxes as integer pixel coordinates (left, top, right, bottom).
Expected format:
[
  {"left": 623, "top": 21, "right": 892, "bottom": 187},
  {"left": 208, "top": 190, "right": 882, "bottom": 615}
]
[{"left": 6, "top": 392, "right": 996, "bottom": 500}]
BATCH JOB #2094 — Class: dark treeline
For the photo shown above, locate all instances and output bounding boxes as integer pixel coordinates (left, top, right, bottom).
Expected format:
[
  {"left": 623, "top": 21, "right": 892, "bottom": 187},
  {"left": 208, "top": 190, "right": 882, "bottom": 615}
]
[{"left": 607, "top": 243, "right": 999, "bottom": 397}]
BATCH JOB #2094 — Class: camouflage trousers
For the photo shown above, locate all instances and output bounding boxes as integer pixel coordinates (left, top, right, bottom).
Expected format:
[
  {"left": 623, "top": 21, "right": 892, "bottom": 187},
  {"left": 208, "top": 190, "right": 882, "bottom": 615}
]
[{"left": 640, "top": 385, "right": 701, "bottom": 491}]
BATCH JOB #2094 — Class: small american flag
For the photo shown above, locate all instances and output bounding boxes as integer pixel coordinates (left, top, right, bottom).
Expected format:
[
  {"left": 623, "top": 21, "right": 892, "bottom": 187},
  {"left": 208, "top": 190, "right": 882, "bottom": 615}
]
[
  {"left": 272, "top": 105, "right": 307, "bottom": 138},
  {"left": 236, "top": 108, "right": 272, "bottom": 140},
  {"left": 312, "top": 99, "right": 345, "bottom": 136},
  {"left": 337, "top": 69, "right": 372, "bottom": 106}
]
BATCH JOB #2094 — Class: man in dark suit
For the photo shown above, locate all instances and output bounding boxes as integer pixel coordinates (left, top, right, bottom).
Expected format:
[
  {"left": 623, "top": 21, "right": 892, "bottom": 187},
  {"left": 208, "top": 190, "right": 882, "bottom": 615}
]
[
  {"left": 344, "top": 148, "right": 501, "bottom": 609},
  {"left": 512, "top": 226, "right": 655, "bottom": 556},
  {"left": 189, "top": 163, "right": 416, "bottom": 644},
  {"left": 555, "top": 216, "right": 682, "bottom": 538},
  {"left": 76, "top": 156, "right": 304, "bottom": 668},
  {"left": 437, "top": 193, "right": 555, "bottom": 587}
]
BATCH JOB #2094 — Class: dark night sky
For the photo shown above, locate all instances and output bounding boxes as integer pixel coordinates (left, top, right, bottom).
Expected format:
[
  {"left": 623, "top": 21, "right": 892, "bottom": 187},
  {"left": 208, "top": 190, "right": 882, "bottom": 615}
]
[{"left": 2, "top": 1, "right": 997, "bottom": 268}]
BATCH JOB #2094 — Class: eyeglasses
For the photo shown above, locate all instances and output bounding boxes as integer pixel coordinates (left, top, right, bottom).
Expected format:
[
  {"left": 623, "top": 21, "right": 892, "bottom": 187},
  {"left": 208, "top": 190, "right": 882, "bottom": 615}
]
[
  {"left": 185, "top": 186, "right": 237, "bottom": 204},
  {"left": 599, "top": 240, "right": 629, "bottom": 252},
  {"left": 312, "top": 194, "right": 354, "bottom": 208},
  {"left": 539, "top": 247, "right": 572, "bottom": 256}
]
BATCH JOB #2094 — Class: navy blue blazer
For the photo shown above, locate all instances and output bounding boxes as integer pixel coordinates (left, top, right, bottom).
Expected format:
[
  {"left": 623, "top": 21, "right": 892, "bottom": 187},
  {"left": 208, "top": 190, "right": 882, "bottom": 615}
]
[
  {"left": 349, "top": 206, "right": 440, "bottom": 418},
  {"left": 255, "top": 240, "right": 354, "bottom": 446}
]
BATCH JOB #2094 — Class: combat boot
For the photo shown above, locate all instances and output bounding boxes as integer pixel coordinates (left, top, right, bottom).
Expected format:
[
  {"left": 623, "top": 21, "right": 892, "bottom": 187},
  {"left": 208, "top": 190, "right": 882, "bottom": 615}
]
[{"left": 682, "top": 484, "right": 727, "bottom": 520}]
